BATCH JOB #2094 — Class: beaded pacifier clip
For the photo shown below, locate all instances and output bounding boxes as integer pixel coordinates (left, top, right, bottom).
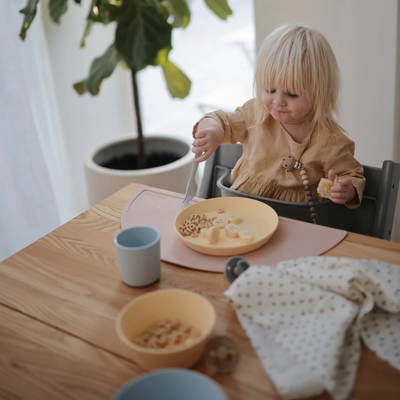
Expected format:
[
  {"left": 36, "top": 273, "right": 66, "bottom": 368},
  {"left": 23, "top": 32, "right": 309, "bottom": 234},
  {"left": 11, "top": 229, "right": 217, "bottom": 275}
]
[{"left": 281, "top": 155, "right": 318, "bottom": 224}]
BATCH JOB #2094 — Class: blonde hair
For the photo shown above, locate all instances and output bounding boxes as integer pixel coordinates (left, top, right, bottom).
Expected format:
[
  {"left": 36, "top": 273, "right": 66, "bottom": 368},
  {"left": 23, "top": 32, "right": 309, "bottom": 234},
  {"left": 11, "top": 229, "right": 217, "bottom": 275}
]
[{"left": 254, "top": 24, "right": 344, "bottom": 133}]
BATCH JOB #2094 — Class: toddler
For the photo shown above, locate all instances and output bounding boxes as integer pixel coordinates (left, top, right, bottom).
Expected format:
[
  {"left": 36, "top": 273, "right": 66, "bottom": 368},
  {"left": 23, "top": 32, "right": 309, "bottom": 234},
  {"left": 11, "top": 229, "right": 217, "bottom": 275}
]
[{"left": 192, "top": 24, "right": 365, "bottom": 208}]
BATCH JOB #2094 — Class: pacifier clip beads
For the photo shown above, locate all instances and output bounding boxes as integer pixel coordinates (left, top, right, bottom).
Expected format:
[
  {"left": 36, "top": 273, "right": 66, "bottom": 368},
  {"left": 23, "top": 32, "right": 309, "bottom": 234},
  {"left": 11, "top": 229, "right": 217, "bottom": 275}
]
[{"left": 281, "top": 155, "right": 318, "bottom": 224}]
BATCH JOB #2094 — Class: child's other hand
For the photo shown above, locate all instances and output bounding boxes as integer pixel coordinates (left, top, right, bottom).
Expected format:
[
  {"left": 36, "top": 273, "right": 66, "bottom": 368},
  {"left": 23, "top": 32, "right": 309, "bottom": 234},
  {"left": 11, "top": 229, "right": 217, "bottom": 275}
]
[
  {"left": 328, "top": 170, "right": 356, "bottom": 204},
  {"left": 192, "top": 118, "right": 224, "bottom": 163}
]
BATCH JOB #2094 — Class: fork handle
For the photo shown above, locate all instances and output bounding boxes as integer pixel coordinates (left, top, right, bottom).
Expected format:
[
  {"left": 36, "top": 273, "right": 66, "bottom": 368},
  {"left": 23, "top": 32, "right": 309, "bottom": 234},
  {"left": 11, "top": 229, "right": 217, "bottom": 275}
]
[{"left": 189, "top": 153, "right": 201, "bottom": 180}]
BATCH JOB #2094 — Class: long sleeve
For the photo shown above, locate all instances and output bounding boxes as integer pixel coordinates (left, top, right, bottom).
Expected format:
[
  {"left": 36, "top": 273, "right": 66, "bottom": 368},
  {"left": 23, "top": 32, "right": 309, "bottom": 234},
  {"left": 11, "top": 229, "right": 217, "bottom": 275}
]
[
  {"left": 320, "top": 133, "right": 366, "bottom": 208},
  {"left": 192, "top": 99, "right": 257, "bottom": 144}
]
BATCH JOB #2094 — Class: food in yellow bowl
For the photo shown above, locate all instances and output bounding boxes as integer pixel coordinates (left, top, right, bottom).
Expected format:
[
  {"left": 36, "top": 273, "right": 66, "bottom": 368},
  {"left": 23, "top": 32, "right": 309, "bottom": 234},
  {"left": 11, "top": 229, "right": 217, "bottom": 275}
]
[
  {"left": 175, "top": 197, "right": 279, "bottom": 256},
  {"left": 116, "top": 289, "right": 216, "bottom": 370}
]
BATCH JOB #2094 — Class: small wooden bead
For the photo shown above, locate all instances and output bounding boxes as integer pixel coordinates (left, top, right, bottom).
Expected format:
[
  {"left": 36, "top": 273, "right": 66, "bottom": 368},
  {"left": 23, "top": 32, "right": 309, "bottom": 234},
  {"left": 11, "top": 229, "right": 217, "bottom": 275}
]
[{"left": 299, "top": 166, "right": 317, "bottom": 224}]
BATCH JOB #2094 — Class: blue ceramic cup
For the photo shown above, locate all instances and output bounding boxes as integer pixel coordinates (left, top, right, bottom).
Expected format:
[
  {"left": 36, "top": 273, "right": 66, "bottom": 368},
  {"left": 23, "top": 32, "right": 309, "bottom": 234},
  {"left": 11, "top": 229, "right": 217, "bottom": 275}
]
[
  {"left": 114, "top": 226, "right": 161, "bottom": 287},
  {"left": 112, "top": 369, "right": 227, "bottom": 400}
]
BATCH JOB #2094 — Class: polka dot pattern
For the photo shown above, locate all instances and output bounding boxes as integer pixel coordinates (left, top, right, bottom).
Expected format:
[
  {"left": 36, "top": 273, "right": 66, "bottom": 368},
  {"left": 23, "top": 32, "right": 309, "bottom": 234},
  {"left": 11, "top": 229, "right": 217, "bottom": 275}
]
[{"left": 224, "top": 256, "right": 400, "bottom": 400}]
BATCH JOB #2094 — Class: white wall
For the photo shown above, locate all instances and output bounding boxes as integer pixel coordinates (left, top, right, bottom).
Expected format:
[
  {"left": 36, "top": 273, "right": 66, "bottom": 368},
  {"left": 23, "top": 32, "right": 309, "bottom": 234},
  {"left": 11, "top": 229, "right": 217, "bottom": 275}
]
[
  {"left": 254, "top": 0, "right": 400, "bottom": 241},
  {"left": 41, "top": 0, "right": 134, "bottom": 215}
]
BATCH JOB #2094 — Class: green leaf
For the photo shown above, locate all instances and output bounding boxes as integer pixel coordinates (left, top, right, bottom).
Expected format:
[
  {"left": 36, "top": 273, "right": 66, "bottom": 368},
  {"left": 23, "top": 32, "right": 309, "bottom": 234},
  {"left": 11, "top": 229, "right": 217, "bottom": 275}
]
[
  {"left": 203, "top": 0, "right": 232, "bottom": 20},
  {"left": 19, "top": 0, "right": 40, "bottom": 40},
  {"left": 73, "top": 43, "right": 121, "bottom": 96},
  {"left": 158, "top": 2, "right": 170, "bottom": 19},
  {"left": 164, "top": 0, "right": 191, "bottom": 28},
  {"left": 89, "top": 3, "right": 120, "bottom": 24},
  {"left": 119, "top": 60, "right": 131, "bottom": 70},
  {"left": 161, "top": 61, "right": 191, "bottom": 98},
  {"left": 115, "top": 0, "right": 172, "bottom": 71},
  {"left": 49, "top": 0, "right": 68, "bottom": 24},
  {"left": 80, "top": 19, "right": 94, "bottom": 48},
  {"left": 157, "top": 48, "right": 191, "bottom": 98},
  {"left": 80, "top": 2, "right": 121, "bottom": 47}
]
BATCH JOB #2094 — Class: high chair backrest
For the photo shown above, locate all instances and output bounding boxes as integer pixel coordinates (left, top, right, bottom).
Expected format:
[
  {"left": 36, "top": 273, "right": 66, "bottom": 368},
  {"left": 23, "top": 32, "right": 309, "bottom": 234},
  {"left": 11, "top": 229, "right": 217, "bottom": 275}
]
[{"left": 198, "top": 144, "right": 400, "bottom": 240}]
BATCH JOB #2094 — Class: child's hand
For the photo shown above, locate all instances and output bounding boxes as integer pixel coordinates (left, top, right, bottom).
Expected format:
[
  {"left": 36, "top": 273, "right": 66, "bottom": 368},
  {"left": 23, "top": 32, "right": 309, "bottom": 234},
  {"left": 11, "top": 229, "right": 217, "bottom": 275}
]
[
  {"left": 192, "top": 118, "right": 225, "bottom": 163},
  {"left": 328, "top": 170, "right": 356, "bottom": 204}
]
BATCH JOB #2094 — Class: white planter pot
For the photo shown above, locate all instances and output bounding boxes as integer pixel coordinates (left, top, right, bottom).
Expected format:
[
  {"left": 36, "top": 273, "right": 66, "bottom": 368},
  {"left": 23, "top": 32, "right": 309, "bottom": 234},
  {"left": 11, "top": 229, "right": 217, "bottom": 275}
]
[{"left": 84, "top": 135, "right": 194, "bottom": 206}]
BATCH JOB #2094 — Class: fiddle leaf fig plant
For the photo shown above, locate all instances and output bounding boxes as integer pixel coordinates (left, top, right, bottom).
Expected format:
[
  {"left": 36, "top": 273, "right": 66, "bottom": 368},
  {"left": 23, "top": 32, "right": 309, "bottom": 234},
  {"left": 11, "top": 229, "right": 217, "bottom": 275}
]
[{"left": 19, "top": 0, "right": 233, "bottom": 169}]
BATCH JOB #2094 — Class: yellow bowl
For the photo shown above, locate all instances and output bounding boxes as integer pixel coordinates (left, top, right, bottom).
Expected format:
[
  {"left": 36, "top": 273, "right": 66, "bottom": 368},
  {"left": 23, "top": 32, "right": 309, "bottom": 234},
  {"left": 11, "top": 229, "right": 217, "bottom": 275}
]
[
  {"left": 116, "top": 289, "right": 216, "bottom": 371},
  {"left": 175, "top": 197, "right": 279, "bottom": 256}
]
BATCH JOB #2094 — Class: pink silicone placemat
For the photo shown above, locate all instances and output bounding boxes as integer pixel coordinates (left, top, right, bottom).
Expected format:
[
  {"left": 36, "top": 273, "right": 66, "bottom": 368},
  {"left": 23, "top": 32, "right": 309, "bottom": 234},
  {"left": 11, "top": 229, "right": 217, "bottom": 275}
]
[{"left": 121, "top": 188, "right": 347, "bottom": 273}]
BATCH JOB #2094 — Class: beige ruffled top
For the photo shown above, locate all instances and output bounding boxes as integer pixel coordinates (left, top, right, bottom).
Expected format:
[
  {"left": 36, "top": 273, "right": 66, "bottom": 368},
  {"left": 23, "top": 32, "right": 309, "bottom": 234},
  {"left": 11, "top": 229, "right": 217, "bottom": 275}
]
[{"left": 194, "top": 99, "right": 366, "bottom": 208}]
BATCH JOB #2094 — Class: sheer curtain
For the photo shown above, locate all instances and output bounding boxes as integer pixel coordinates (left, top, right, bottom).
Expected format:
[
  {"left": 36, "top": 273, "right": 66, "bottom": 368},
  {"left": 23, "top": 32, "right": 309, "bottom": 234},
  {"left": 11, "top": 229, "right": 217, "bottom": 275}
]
[{"left": 0, "top": 1, "right": 73, "bottom": 261}]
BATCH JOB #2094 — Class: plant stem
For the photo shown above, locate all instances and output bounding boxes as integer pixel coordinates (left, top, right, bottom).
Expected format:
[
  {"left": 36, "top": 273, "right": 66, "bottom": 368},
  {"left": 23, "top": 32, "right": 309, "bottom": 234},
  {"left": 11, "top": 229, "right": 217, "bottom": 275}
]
[{"left": 131, "top": 68, "right": 146, "bottom": 169}]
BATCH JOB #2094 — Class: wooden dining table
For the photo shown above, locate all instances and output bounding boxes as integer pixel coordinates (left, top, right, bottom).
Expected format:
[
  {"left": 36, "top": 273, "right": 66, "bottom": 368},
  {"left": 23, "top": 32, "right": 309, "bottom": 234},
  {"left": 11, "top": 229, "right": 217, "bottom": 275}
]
[{"left": 1, "top": 183, "right": 400, "bottom": 400}]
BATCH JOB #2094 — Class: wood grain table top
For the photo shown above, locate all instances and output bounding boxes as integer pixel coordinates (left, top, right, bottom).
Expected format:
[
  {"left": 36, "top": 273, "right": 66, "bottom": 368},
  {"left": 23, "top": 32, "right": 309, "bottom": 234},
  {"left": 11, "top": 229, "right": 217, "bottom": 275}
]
[{"left": 1, "top": 183, "right": 399, "bottom": 400}]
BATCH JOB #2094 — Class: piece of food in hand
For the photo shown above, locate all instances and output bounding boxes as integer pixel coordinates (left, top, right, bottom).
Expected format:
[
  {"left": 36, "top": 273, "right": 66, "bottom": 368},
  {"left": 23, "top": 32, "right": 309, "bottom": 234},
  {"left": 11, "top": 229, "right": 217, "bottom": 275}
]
[
  {"left": 212, "top": 217, "right": 229, "bottom": 229},
  {"left": 317, "top": 177, "right": 339, "bottom": 199},
  {"left": 227, "top": 214, "right": 242, "bottom": 224},
  {"left": 206, "top": 226, "right": 220, "bottom": 243},
  {"left": 224, "top": 223, "right": 240, "bottom": 238},
  {"left": 317, "top": 178, "right": 334, "bottom": 199},
  {"left": 238, "top": 229, "right": 254, "bottom": 243}
]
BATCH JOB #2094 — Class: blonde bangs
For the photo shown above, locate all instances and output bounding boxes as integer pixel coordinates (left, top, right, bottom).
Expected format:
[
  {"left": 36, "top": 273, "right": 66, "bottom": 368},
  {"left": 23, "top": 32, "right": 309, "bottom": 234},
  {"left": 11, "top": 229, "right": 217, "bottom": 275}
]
[{"left": 260, "top": 36, "right": 309, "bottom": 98}]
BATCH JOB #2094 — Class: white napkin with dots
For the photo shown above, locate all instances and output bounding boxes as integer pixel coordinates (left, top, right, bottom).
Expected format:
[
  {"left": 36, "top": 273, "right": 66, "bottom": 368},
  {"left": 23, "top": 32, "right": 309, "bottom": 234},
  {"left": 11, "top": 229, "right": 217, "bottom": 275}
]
[{"left": 224, "top": 256, "right": 400, "bottom": 400}]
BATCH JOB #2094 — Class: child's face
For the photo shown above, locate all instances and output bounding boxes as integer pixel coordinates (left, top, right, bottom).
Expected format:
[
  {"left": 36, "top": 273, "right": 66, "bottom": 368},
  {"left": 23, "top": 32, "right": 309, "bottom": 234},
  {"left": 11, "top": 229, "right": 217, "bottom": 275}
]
[{"left": 261, "top": 87, "right": 312, "bottom": 127}]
